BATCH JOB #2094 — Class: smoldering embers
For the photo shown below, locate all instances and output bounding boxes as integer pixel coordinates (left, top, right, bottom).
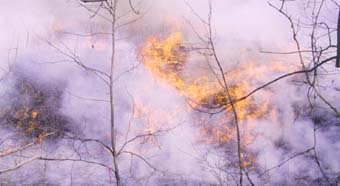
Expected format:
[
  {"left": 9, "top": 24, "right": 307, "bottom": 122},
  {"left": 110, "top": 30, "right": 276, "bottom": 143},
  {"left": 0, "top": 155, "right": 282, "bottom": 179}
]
[{"left": 0, "top": 70, "right": 73, "bottom": 141}]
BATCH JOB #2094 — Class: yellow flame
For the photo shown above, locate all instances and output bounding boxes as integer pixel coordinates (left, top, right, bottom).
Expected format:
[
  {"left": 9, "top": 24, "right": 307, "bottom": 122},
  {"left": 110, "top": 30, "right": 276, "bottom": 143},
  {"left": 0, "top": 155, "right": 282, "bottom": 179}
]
[{"left": 141, "top": 32, "right": 287, "bottom": 168}]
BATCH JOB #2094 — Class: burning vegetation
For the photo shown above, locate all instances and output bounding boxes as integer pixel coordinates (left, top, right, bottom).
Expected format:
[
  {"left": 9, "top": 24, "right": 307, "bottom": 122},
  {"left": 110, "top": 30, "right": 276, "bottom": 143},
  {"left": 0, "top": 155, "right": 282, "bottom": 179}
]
[
  {"left": 141, "top": 32, "right": 188, "bottom": 90},
  {"left": 0, "top": 76, "right": 71, "bottom": 141},
  {"left": 141, "top": 32, "right": 280, "bottom": 170},
  {"left": 1, "top": 1, "right": 340, "bottom": 185}
]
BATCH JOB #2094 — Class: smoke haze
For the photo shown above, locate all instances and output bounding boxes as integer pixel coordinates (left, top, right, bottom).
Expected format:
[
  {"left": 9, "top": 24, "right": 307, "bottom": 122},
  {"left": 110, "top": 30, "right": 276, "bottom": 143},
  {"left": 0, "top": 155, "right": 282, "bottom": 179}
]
[{"left": 0, "top": 0, "right": 339, "bottom": 185}]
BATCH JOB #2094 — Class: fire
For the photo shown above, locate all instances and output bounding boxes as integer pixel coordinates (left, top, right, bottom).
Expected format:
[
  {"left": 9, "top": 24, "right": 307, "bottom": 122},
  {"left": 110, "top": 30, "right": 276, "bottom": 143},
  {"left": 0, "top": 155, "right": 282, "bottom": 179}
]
[
  {"left": 141, "top": 32, "right": 217, "bottom": 103},
  {"left": 31, "top": 111, "right": 39, "bottom": 118},
  {"left": 141, "top": 31, "right": 286, "bottom": 168},
  {"left": 1, "top": 79, "right": 69, "bottom": 142},
  {"left": 141, "top": 32, "right": 186, "bottom": 90},
  {"left": 12, "top": 107, "right": 46, "bottom": 141}
]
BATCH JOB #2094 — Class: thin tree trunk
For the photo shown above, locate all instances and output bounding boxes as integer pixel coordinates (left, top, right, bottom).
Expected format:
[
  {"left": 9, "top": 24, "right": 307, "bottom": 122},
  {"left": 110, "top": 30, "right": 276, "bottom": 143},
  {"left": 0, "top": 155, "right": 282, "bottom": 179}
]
[
  {"left": 206, "top": 2, "right": 243, "bottom": 184},
  {"left": 336, "top": 6, "right": 340, "bottom": 68},
  {"left": 109, "top": 1, "right": 121, "bottom": 185}
]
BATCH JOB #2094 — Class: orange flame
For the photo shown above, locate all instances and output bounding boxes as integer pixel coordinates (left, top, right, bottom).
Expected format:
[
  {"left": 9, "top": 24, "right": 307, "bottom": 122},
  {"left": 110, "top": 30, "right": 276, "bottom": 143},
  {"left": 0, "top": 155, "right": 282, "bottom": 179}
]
[{"left": 141, "top": 31, "right": 287, "bottom": 168}]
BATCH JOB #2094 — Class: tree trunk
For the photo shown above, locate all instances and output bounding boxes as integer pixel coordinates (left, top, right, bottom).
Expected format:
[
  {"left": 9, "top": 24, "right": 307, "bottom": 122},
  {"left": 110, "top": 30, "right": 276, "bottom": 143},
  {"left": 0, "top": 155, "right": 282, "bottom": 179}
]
[{"left": 336, "top": 7, "right": 340, "bottom": 68}]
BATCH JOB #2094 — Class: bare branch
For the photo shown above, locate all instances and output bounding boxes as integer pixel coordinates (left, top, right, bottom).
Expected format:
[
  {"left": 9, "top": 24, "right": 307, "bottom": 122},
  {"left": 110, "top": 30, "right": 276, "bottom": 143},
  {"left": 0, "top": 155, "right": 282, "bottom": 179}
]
[{"left": 0, "top": 156, "right": 41, "bottom": 174}]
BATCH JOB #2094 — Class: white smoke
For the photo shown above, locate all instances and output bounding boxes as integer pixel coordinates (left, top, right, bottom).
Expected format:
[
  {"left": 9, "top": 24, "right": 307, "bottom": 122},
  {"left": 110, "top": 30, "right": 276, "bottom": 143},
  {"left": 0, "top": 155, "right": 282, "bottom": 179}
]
[{"left": 0, "top": 0, "right": 339, "bottom": 185}]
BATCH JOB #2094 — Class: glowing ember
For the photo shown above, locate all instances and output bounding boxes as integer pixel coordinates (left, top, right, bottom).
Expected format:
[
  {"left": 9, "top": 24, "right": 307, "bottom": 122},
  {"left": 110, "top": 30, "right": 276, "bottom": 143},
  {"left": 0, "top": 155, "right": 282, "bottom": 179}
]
[
  {"left": 31, "top": 111, "right": 39, "bottom": 118},
  {"left": 1, "top": 78, "right": 71, "bottom": 141}
]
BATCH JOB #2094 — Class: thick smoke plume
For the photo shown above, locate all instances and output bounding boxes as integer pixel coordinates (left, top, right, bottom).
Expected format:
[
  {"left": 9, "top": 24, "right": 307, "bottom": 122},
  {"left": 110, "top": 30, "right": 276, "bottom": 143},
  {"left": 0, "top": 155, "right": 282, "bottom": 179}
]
[{"left": 0, "top": 0, "right": 339, "bottom": 185}]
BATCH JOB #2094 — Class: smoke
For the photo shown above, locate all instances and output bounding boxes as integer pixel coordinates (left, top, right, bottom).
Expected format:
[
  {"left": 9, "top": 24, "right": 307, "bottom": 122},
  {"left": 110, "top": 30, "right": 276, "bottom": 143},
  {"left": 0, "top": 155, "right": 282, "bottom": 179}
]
[{"left": 0, "top": 0, "right": 339, "bottom": 185}]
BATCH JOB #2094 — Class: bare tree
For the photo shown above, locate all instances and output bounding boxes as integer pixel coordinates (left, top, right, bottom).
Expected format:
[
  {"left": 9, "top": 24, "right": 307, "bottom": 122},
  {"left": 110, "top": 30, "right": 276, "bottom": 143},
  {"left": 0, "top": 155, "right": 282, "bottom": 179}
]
[
  {"left": 39, "top": 1, "right": 174, "bottom": 185},
  {"left": 1, "top": 1, "right": 339, "bottom": 185},
  {"left": 183, "top": 0, "right": 339, "bottom": 185}
]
